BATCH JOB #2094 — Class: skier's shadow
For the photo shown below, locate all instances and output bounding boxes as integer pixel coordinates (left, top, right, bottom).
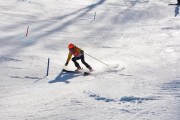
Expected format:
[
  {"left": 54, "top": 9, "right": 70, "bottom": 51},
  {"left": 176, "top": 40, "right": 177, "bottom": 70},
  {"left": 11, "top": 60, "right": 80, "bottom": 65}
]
[
  {"left": 175, "top": 5, "right": 180, "bottom": 17},
  {"left": 48, "top": 71, "right": 81, "bottom": 84}
]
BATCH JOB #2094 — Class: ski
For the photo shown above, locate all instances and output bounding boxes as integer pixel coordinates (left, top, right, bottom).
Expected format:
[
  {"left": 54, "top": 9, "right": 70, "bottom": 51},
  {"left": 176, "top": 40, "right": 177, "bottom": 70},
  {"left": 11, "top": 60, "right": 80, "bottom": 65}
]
[
  {"left": 168, "top": 3, "right": 180, "bottom": 5},
  {"left": 62, "top": 69, "right": 91, "bottom": 76},
  {"left": 62, "top": 69, "right": 79, "bottom": 73},
  {"left": 83, "top": 72, "right": 90, "bottom": 76}
]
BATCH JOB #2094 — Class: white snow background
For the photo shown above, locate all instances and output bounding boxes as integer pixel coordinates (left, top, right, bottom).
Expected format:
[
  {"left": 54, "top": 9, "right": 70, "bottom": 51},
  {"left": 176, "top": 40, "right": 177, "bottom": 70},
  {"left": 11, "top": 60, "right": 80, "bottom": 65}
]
[{"left": 0, "top": 0, "right": 180, "bottom": 120}]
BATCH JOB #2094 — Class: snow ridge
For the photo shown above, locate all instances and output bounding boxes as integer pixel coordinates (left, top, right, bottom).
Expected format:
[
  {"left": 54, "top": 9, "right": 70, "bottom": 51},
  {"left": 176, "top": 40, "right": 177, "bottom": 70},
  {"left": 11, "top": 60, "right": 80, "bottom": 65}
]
[{"left": 85, "top": 91, "right": 158, "bottom": 103}]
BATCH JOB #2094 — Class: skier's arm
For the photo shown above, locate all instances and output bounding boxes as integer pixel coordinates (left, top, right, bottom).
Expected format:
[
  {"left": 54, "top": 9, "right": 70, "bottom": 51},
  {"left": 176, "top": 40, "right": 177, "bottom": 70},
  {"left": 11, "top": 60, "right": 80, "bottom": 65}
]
[
  {"left": 76, "top": 46, "right": 84, "bottom": 54},
  {"left": 65, "top": 52, "right": 72, "bottom": 66}
]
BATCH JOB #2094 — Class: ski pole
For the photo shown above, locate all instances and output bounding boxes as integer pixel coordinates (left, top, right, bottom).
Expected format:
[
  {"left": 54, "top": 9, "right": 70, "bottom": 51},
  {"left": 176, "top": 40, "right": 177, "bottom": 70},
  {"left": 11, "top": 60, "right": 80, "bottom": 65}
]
[{"left": 85, "top": 52, "right": 109, "bottom": 66}]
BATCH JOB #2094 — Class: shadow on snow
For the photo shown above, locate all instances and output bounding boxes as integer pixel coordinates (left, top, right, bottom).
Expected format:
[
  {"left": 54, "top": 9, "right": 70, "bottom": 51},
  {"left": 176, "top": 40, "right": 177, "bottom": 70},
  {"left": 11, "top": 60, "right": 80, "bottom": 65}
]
[
  {"left": 0, "top": 0, "right": 106, "bottom": 59},
  {"left": 175, "top": 5, "right": 180, "bottom": 17},
  {"left": 48, "top": 71, "right": 82, "bottom": 84}
]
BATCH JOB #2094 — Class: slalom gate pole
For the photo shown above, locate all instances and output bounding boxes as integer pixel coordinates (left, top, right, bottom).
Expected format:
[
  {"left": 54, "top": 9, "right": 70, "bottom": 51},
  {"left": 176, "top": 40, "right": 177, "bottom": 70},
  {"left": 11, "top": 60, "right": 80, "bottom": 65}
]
[
  {"left": 85, "top": 53, "right": 109, "bottom": 66},
  {"left": 26, "top": 26, "right": 29, "bottom": 37},
  {"left": 46, "top": 58, "right": 50, "bottom": 76}
]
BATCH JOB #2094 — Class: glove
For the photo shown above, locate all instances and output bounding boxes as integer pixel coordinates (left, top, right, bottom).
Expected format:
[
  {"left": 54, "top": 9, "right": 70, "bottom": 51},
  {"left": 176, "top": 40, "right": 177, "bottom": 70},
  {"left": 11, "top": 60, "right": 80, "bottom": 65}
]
[
  {"left": 80, "top": 50, "right": 84, "bottom": 54},
  {"left": 65, "top": 62, "right": 68, "bottom": 66}
]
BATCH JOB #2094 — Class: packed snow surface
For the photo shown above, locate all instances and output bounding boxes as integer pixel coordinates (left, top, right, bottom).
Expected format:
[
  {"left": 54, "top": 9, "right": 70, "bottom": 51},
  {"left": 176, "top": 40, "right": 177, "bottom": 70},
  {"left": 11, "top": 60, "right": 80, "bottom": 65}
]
[{"left": 0, "top": 0, "right": 180, "bottom": 120}]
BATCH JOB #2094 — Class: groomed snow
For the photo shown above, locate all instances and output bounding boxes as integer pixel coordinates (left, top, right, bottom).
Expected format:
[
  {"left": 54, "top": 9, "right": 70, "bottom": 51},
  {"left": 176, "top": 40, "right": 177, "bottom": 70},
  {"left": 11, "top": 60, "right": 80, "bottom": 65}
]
[{"left": 0, "top": 0, "right": 180, "bottom": 120}]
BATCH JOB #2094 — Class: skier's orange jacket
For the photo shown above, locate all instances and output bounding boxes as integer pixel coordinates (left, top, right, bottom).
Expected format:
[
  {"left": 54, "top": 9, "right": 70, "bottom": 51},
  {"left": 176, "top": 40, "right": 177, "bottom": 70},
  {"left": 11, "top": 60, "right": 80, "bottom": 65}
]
[{"left": 66, "top": 46, "right": 82, "bottom": 63}]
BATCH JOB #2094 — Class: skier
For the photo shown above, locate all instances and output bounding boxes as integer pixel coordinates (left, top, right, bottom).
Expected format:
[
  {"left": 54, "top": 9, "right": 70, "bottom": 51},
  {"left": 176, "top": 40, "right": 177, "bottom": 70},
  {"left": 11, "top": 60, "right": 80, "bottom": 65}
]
[{"left": 65, "top": 43, "right": 93, "bottom": 72}]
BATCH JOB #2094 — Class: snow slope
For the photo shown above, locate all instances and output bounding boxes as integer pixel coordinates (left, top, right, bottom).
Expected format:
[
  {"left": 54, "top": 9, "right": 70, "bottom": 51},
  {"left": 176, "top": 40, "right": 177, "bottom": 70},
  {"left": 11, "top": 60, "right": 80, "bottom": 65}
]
[{"left": 0, "top": 0, "right": 180, "bottom": 120}]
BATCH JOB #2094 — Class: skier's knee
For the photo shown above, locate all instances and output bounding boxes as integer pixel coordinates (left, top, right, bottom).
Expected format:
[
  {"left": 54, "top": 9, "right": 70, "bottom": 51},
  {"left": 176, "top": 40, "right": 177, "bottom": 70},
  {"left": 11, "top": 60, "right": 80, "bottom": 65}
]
[
  {"left": 72, "top": 57, "right": 76, "bottom": 62},
  {"left": 81, "top": 60, "right": 85, "bottom": 64}
]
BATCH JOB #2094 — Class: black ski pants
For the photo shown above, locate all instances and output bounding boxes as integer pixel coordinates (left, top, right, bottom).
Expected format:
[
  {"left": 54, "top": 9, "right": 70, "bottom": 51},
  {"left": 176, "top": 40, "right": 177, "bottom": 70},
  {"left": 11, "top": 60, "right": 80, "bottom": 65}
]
[{"left": 72, "top": 55, "right": 91, "bottom": 69}]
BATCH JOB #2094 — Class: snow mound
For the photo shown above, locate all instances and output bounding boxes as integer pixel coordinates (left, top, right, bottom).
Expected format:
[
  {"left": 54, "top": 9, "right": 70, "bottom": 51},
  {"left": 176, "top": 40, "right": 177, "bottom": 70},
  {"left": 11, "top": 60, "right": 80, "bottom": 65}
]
[
  {"left": 120, "top": 96, "right": 157, "bottom": 103},
  {"left": 85, "top": 91, "right": 158, "bottom": 103},
  {"left": 85, "top": 91, "right": 116, "bottom": 102}
]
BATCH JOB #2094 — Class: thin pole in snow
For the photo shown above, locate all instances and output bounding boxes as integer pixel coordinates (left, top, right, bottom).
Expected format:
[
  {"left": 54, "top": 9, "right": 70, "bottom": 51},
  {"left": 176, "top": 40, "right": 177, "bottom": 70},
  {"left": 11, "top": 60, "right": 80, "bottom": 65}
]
[
  {"left": 26, "top": 26, "right": 29, "bottom": 37},
  {"left": 46, "top": 58, "right": 50, "bottom": 76},
  {"left": 17, "top": 26, "right": 29, "bottom": 40},
  {"left": 90, "top": 12, "right": 96, "bottom": 23}
]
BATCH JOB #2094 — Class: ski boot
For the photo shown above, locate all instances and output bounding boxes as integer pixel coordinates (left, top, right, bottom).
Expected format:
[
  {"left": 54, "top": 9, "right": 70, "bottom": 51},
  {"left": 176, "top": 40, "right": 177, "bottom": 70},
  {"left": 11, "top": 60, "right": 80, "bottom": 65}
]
[
  {"left": 88, "top": 66, "right": 93, "bottom": 72},
  {"left": 75, "top": 67, "right": 82, "bottom": 71}
]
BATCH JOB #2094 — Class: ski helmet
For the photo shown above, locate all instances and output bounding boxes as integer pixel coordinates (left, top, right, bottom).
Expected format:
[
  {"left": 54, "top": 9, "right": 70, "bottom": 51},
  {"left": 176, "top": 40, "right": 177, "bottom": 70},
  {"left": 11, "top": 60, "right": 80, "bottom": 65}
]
[{"left": 68, "top": 43, "right": 75, "bottom": 49}]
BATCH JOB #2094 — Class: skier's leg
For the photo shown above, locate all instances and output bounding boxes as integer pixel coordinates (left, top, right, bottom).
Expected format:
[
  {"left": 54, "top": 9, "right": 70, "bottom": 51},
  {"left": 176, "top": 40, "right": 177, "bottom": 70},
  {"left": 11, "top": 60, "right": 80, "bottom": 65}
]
[
  {"left": 72, "top": 57, "right": 81, "bottom": 69},
  {"left": 80, "top": 55, "right": 92, "bottom": 71}
]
